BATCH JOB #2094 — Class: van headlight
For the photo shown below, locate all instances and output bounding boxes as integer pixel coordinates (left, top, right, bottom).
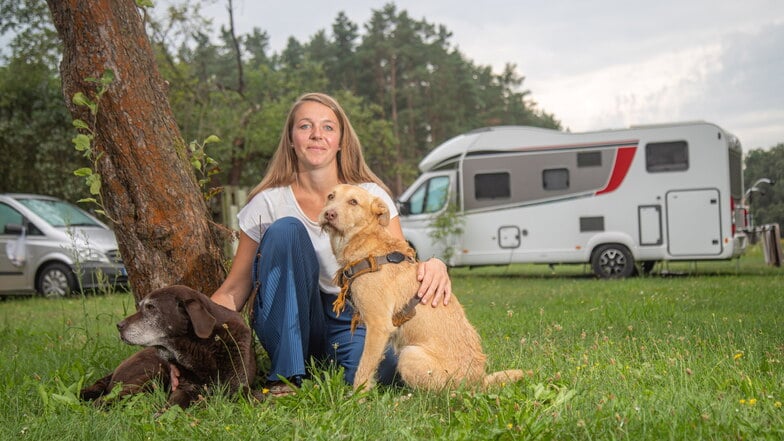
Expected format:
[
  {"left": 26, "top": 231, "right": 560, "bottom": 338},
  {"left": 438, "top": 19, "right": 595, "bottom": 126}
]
[{"left": 75, "top": 247, "right": 109, "bottom": 263}]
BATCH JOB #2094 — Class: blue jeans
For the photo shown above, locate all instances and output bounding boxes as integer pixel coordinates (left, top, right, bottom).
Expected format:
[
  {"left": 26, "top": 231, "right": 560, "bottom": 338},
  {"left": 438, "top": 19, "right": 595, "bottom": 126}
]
[{"left": 251, "top": 217, "right": 398, "bottom": 385}]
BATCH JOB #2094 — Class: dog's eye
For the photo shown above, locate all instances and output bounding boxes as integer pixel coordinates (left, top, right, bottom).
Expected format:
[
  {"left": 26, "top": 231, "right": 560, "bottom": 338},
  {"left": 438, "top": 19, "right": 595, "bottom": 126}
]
[
  {"left": 144, "top": 303, "right": 156, "bottom": 311},
  {"left": 349, "top": 198, "right": 358, "bottom": 206},
  {"left": 327, "top": 193, "right": 334, "bottom": 201}
]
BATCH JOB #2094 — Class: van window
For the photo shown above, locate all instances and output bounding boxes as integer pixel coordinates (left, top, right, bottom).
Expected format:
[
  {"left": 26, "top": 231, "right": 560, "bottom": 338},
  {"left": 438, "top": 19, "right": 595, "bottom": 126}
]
[
  {"left": 0, "top": 203, "right": 23, "bottom": 234},
  {"left": 407, "top": 176, "right": 450, "bottom": 215},
  {"left": 646, "top": 141, "right": 688, "bottom": 172},
  {"left": 543, "top": 168, "right": 569, "bottom": 190},
  {"left": 475, "top": 172, "right": 510, "bottom": 199}
]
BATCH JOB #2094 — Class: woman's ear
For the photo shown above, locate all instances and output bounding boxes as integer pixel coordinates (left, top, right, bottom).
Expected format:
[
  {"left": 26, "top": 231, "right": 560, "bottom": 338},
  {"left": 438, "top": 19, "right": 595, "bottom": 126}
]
[{"left": 372, "top": 198, "right": 390, "bottom": 226}]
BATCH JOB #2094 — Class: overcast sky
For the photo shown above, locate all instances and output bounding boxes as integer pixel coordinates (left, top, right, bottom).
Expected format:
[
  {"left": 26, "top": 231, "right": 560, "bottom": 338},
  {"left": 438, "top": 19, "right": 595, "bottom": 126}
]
[{"left": 198, "top": 0, "right": 783, "bottom": 150}]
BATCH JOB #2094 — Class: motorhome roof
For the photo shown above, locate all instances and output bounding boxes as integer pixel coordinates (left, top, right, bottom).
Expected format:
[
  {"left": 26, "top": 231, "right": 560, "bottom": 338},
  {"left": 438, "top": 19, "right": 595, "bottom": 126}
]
[
  {"left": 418, "top": 126, "right": 552, "bottom": 171},
  {"left": 417, "top": 122, "right": 723, "bottom": 172}
]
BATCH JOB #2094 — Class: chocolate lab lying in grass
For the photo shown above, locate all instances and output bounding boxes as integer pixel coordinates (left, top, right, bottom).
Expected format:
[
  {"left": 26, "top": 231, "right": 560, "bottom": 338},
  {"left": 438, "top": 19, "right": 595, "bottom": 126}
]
[
  {"left": 80, "top": 285, "right": 256, "bottom": 410},
  {"left": 319, "top": 184, "right": 523, "bottom": 392}
]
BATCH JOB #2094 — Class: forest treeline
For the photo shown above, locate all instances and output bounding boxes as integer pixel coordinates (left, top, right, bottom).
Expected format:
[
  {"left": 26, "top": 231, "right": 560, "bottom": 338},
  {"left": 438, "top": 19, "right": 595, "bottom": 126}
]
[
  {"left": 1, "top": 1, "right": 781, "bottom": 227},
  {"left": 1, "top": 2, "right": 558, "bottom": 197}
]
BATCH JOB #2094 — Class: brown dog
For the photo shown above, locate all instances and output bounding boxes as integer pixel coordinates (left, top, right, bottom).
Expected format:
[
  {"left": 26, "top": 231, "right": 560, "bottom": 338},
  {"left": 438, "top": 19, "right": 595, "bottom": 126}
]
[
  {"left": 319, "top": 184, "right": 523, "bottom": 391},
  {"left": 80, "top": 285, "right": 256, "bottom": 410}
]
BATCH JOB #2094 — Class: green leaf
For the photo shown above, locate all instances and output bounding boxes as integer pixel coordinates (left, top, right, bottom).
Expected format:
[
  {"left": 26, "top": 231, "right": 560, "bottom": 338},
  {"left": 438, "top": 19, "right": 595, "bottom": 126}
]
[
  {"left": 73, "top": 168, "right": 93, "bottom": 177},
  {"left": 203, "top": 134, "right": 221, "bottom": 144},
  {"left": 100, "top": 69, "right": 115, "bottom": 84},
  {"left": 77, "top": 198, "right": 98, "bottom": 204},
  {"left": 72, "top": 134, "right": 91, "bottom": 151},
  {"left": 87, "top": 174, "right": 102, "bottom": 195},
  {"left": 72, "top": 119, "right": 89, "bottom": 130},
  {"left": 72, "top": 92, "right": 92, "bottom": 108},
  {"left": 50, "top": 393, "right": 79, "bottom": 405}
]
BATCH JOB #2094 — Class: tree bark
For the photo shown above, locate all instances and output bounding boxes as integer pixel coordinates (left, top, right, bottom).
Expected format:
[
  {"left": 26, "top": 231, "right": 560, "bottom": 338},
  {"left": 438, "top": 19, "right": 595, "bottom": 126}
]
[{"left": 46, "top": 0, "right": 226, "bottom": 300}]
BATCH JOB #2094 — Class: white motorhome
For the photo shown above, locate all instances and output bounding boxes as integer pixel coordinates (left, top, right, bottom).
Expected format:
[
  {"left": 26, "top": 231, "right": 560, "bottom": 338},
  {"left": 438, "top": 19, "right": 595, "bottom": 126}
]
[{"left": 397, "top": 122, "right": 748, "bottom": 278}]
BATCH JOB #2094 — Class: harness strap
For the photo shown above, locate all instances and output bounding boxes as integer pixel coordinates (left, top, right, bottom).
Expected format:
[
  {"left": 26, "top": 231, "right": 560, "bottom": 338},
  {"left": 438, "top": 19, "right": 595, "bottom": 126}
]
[
  {"left": 391, "top": 294, "right": 421, "bottom": 327},
  {"left": 333, "top": 251, "right": 417, "bottom": 333}
]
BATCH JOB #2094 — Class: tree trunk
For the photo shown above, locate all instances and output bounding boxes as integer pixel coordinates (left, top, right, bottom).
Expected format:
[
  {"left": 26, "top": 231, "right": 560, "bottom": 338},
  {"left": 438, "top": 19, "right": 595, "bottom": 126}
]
[{"left": 46, "top": 0, "right": 226, "bottom": 300}]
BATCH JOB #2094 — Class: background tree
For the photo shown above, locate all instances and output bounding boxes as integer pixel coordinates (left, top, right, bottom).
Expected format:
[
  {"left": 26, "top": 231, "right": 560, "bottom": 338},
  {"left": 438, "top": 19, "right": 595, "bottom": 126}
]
[
  {"left": 0, "top": 0, "right": 82, "bottom": 201},
  {"left": 45, "top": 0, "right": 225, "bottom": 300},
  {"left": 0, "top": 58, "right": 80, "bottom": 199}
]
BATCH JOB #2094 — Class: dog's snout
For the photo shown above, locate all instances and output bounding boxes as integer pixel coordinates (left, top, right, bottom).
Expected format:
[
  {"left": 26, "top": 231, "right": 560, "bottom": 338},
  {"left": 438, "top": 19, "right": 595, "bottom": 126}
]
[{"left": 324, "top": 208, "right": 337, "bottom": 221}]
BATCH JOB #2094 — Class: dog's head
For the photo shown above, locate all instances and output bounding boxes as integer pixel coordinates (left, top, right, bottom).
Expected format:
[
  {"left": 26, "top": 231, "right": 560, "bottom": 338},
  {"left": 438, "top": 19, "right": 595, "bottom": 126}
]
[
  {"left": 319, "top": 184, "right": 389, "bottom": 240},
  {"left": 117, "top": 285, "right": 217, "bottom": 347}
]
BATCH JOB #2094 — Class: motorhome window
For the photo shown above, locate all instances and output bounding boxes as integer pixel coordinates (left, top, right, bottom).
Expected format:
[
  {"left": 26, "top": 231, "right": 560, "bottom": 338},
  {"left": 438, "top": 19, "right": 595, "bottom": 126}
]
[
  {"left": 542, "top": 168, "right": 570, "bottom": 190},
  {"left": 728, "top": 149, "right": 742, "bottom": 198},
  {"left": 475, "top": 172, "right": 510, "bottom": 200},
  {"left": 646, "top": 141, "right": 688, "bottom": 172},
  {"left": 433, "top": 160, "right": 459, "bottom": 171},
  {"left": 580, "top": 216, "right": 605, "bottom": 232},
  {"left": 577, "top": 151, "right": 602, "bottom": 167},
  {"left": 407, "top": 176, "right": 450, "bottom": 215}
]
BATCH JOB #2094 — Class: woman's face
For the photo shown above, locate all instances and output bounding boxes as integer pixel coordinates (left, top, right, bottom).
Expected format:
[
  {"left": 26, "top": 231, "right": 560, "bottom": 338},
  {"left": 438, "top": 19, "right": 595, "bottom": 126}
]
[{"left": 290, "top": 101, "right": 342, "bottom": 172}]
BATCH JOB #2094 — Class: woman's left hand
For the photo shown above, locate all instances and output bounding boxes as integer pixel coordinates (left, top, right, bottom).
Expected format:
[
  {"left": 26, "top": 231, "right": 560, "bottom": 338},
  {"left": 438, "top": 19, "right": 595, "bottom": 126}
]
[{"left": 416, "top": 257, "right": 452, "bottom": 307}]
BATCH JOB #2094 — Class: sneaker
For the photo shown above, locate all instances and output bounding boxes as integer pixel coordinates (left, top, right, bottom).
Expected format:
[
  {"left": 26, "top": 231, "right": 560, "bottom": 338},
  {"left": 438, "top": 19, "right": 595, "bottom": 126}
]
[{"left": 263, "top": 375, "right": 302, "bottom": 398}]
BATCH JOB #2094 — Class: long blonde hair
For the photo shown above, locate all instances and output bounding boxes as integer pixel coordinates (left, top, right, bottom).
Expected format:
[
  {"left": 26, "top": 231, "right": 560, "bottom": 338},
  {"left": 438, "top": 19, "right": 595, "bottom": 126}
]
[{"left": 247, "top": 92, "right": 390, "bottom": 201}]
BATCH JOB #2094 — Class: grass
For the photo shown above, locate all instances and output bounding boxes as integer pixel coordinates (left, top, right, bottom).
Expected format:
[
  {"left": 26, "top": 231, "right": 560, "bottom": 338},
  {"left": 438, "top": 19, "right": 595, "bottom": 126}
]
[{"left": 1, "top": 244, "right": 782, "bottom": 440}]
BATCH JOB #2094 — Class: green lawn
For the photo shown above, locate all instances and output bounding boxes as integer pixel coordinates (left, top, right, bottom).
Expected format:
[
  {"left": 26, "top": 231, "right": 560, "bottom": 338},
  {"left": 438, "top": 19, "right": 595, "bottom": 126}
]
[{"left": 1, "top": 245, "right": 782, "bottom": 440}]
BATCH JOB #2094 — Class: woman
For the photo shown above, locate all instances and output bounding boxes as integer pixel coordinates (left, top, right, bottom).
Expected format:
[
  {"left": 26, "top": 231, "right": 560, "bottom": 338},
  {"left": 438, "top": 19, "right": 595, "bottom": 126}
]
[{"left": 211, "top": 92, "right": 452, "bottom": 395}]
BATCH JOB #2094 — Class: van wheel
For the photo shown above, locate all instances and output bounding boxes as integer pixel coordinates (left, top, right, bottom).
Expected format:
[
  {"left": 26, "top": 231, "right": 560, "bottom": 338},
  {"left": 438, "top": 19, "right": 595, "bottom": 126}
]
[
  {"left": 591, "top": 244, "right": 635, "bottom": 279},
  {"left": 36, "top": 263, "right": 76, "bottom": 298}
]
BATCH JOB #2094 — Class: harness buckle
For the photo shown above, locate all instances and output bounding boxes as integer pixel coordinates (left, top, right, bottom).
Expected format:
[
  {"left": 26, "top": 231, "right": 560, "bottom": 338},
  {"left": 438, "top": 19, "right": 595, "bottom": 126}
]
[{"left": 386, "top": 251, "right": 406, "bottom": 263}]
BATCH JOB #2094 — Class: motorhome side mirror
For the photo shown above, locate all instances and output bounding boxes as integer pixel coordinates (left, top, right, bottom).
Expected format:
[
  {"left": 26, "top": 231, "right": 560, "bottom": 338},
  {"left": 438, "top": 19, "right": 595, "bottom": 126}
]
[
  {"left": 4, "top": 224, "right": 25, "bottom": 235},
  {"left": 398, "top": 200, "right": 411, "bottom": 216}
]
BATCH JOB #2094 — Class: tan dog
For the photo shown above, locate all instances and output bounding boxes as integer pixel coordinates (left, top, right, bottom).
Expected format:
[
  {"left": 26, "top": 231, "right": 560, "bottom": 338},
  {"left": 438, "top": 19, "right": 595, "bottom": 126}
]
[{"left": 319, "top": 184, "right": 523, "bottom": 391}]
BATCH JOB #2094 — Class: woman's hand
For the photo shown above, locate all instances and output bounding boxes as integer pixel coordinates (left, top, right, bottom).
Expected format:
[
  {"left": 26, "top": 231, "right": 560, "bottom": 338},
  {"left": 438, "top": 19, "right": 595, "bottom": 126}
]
[{"left": 416, "top": 257, "right": 452, "bottom": 307}]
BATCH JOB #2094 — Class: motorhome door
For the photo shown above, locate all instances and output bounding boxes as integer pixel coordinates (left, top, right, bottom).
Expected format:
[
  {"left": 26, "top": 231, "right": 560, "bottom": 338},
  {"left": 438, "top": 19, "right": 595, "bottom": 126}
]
[{"left": 666, "top": 189, "right": 723, "bottom": 256}]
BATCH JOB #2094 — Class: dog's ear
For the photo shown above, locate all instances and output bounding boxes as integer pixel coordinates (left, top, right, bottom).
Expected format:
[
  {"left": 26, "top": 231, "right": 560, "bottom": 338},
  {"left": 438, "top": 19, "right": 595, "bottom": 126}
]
[
  {"left": 371, "top": 197, "right": 390, "bottom": 226},
  {"left": 184, "top": 298, "right": 217, "bottom": 339}
]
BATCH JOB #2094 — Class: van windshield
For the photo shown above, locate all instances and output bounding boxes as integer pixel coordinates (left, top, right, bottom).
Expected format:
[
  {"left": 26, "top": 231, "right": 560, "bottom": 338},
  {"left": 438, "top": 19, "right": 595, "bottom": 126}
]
[{"left": 17, "top": 198, "right": 102, "bottom": 228}]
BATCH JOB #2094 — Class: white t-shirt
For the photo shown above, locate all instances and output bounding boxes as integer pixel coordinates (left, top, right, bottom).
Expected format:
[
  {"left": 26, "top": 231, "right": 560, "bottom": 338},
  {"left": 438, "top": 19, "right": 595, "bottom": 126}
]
[{"left": 237, "top": 183, "right": 398, "bottom": 294}]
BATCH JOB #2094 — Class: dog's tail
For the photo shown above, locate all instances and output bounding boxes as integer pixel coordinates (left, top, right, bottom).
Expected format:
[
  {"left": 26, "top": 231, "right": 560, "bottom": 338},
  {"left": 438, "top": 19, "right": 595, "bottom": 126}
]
[{"left": 483, "top": 369, "right": 524, "bottom": 388}]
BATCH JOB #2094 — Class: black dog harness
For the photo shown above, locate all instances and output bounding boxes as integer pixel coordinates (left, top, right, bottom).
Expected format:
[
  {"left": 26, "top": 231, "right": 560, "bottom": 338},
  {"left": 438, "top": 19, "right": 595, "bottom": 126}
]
[{"left": 333, "top": 251, "right": 419, "bottom": 332}]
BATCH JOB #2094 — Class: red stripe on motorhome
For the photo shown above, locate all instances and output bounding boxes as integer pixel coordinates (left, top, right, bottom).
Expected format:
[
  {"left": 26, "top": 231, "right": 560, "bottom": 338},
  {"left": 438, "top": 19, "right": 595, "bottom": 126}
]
[{"left": 595, "top": 146, "right": 637, "bottom": 195}]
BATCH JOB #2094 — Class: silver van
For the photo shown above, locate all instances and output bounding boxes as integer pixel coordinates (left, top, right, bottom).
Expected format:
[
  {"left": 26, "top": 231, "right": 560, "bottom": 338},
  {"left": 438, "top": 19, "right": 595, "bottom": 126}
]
[{"left": 0, "top": 193, "right": 127, "bottom": 297}]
